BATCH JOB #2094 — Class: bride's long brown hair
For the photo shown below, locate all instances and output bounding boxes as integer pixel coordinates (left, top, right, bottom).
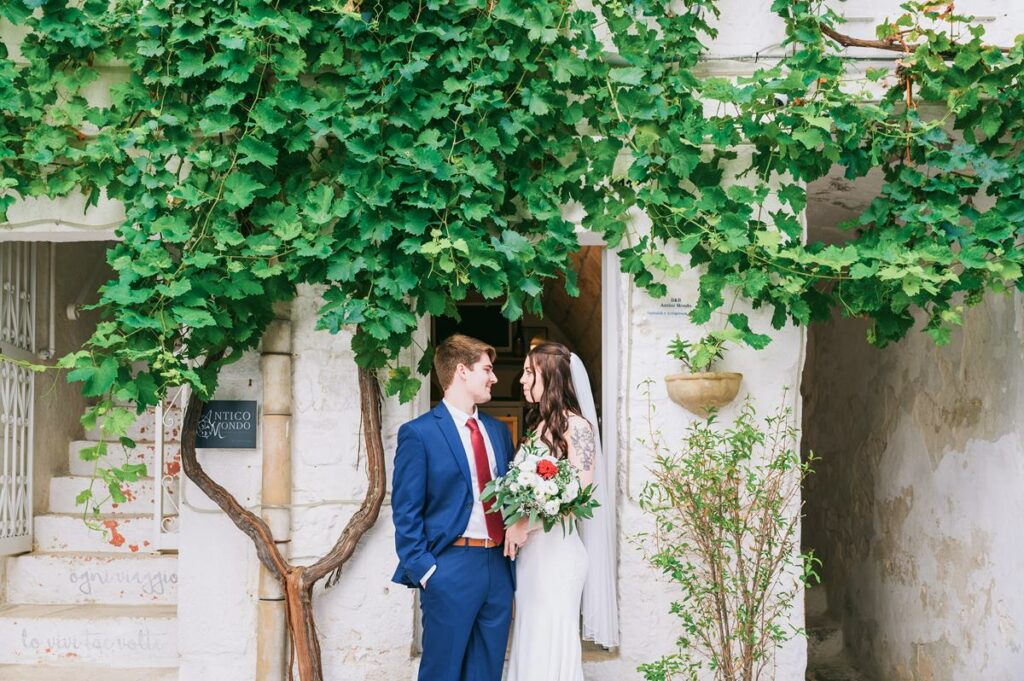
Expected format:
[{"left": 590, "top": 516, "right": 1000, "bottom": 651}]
[{"left": 523, "top": 342, "right": 583, "bottom": 459}]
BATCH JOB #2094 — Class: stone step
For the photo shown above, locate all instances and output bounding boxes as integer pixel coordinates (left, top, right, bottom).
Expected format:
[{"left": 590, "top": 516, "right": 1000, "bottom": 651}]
[
  {"left": 807, "top": 616, "right": 845, "bottom": 662},
  {"left": 0, "top": 666, "right": 178, "bottom": 680},
  {"left": 806, "top": 585, "right": 829, "bottom": 619},
  {"left": 808, "top": 652, "right": 873, "bottom": 681},
  {"left": 50, "top": 476, "right": 178, "bottom": 515},
  {"left": 69, "top": 440, "right": 181, "bottom": 478},
  {"left": 34, "top": 514, "right": 157, "bottom": 554},
  {"left": 0, "top": 603, "right": 177, "bottom": 667},
  {"left": 6, "top": 552, "right": 177, "bottom": 606},
  {"left": 85, "top": 405, "right": 183, "bottom": 444}
]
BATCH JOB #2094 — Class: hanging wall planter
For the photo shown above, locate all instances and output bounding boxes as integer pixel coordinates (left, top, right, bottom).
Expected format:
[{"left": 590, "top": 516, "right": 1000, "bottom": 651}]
[
  {"left": 665, "top": 331, "right": 743, "bottom": 418},
  {"left": 664, "top": 371, "right": 743, "bottom": 418}
]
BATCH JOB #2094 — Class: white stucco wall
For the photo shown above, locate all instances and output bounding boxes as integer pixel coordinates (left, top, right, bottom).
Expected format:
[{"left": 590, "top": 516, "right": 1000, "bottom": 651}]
[
  {"left": 32, "top": 242, "right": 112, "bottom": 513},
  {"left": 178, "top": 351, "right": 263, "bottom": 681},
  {"left": 177, "top": 290, "right": 425, "bottom": 681},
  {"left": 802, "top": 293, "right": 1024, "bottom": 681},
  {"left": 580, "top": 193, "right": 807, "bottom": 680},
  {"left": 288, "top": 286, "right": 423, "bottom": 680}
]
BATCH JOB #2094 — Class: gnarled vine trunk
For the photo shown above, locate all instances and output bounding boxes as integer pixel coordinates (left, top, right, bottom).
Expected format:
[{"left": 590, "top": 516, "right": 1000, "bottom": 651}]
[{"left": 180, "top": 364, "right": 387, "bottom": 681}]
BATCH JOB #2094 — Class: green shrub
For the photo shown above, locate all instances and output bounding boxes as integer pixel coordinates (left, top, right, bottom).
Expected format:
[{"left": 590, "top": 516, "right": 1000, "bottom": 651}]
[{"left": 637, "top": 393, "right": 819, "bottom": 681}]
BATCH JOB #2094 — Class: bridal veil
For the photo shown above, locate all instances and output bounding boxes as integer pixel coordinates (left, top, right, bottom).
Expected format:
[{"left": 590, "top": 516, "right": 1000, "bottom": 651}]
[{"left": 569, "top": 352, "right": 620, "bottom": 648}]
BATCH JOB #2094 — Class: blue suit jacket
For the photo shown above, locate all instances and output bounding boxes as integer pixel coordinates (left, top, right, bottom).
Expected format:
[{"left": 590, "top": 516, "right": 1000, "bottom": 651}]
[{"left": 391, "top": 403, "right": 514, "bottom": 588}]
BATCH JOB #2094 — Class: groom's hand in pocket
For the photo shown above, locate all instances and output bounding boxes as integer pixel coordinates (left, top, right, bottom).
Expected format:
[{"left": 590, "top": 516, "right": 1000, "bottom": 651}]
[{"left": 420, "top": 564, "right": 437, "bottom": 589}]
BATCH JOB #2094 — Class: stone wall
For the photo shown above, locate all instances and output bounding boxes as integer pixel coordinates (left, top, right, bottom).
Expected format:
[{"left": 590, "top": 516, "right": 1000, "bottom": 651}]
[
  {"left": 178, "top": 350, "right": 263, "bottom": 681},
  {"left": 802, "top": 293, "right": 1024, "bottom": 680},
  {"left": 176, "top": 286, "right": 427, "bottom": 681},
  {"left": 289, "top": 286, "right": 425, "bottom": 680}
]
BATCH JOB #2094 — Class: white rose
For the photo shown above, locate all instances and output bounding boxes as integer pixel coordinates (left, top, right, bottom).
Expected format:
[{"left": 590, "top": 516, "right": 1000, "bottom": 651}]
[
  {"left": 543, "top": 500, "right": 560, "bottom": 515},
  {"left": 533, "top": 487, "right": 547, "bottom": 502},
  {"left": 564, "top": 480, "right": 580, "bottom": 501},
  {"left": 543, "top": 480, "right": 559, "bottom": 496}
]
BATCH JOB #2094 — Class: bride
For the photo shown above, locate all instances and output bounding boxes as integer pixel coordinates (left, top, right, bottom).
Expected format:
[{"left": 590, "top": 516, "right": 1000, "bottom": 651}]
[{"left": 504, "top": 341, "right": 619, "bottom": 680}]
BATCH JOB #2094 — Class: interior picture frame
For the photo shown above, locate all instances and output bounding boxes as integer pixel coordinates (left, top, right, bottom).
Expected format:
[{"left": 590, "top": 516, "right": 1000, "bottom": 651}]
[
  {"left": 432, "top": 302, "right": 515, "bottom": 354},
  {"left": 494, "top": 415, "right": 520, "bottom": 447},
  {"left": 481, "top": 405, "right": 523, "bottom": 447}
]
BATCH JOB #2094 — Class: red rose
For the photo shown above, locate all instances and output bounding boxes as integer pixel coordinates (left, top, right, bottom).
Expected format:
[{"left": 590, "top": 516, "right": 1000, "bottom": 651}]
[{"left": 537, "top": 460, "right": 559, "bottom": 480}]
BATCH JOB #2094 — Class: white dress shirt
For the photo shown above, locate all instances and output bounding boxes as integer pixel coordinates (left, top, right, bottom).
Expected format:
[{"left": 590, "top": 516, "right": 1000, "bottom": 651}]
[
  {"left": 442, "top": 399, "right": 499, "bottom": 539},
  {"left": 422, "top": 400, "right": 500, "bottom": 588}
]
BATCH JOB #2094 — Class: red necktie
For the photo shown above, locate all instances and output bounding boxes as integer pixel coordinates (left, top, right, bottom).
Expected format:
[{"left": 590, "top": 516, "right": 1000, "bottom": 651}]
[{"left": 466, "top": 417, "right": 504, "bottom": 544}]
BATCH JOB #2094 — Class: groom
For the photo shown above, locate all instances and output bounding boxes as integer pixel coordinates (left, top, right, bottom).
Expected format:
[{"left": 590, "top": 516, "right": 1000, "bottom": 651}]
[{"left": 391, "top": 333, "right": 515, "bottom": 681}]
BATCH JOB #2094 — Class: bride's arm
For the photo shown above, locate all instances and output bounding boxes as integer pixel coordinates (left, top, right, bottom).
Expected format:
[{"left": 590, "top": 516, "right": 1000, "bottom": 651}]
[
  {"left": 505, "top": 517, "right": 534, "bottom": 559},
  {"left": 567, "top": 415, "right": 596, "bottom": 488}
]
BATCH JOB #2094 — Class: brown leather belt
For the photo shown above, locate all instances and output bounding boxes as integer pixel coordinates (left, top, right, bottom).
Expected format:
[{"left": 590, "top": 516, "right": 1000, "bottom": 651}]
[{"left": 452, "top": 536, "right": 502, "bottom": 548}]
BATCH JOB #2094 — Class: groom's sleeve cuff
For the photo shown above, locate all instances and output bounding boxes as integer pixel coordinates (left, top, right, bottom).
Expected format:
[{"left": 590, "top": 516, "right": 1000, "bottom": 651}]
[
  {"left": 420, "top": 564, "right": 437, "bottom": 588},
  {"left": 408, "top": 552, "right": 436, "bottom": 586}
]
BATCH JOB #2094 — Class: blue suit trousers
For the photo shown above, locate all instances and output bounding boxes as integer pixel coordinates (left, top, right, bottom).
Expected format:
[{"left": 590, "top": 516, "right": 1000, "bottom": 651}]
[{"left": 418, "top": 545, "right": 514, "bottom": 681}]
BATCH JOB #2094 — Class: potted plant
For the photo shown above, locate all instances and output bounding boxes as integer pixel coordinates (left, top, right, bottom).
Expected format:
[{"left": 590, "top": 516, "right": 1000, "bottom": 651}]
[{"left": 664, "top": 330, "right": 743, "bottom": 417}]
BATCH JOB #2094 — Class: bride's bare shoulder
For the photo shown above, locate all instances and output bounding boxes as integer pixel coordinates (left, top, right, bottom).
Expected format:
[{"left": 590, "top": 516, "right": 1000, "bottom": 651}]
[{"left": 565, "top": 413, "right": 593, "bottom": 432}]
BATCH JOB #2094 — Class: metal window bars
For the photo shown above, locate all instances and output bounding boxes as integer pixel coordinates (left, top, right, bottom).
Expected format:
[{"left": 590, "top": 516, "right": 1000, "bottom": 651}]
[
  {"left": 152, "top": 383, "right": 188, "bottom": 552},
  {"left": 0, "top": 243, "right": 35, "bottom": 556}
]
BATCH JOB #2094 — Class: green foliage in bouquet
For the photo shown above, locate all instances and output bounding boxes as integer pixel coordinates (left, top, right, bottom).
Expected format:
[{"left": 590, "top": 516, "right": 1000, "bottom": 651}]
[{"left": 482, "top": 440, "right": 598, "bottom": 534}]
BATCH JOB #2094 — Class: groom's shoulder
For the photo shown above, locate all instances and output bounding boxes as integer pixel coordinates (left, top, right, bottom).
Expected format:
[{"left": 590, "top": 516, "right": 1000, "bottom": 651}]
[{"left": 401, "top": 407, "right": 438, "bottom": 433}]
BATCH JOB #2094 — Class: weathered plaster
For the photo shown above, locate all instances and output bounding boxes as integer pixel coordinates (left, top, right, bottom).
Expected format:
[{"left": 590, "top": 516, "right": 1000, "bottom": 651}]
[{"left": 803, "top": 293, "right": 1024, "bottom": 680}]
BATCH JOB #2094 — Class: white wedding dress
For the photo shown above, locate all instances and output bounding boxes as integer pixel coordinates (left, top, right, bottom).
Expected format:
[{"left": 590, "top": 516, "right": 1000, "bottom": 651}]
[{"left": 506, "top": 441, "right": 588, "bottom": 681}]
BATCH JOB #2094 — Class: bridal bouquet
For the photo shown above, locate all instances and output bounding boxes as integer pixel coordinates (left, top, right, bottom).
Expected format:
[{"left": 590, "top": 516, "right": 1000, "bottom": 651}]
[{"left": 481, "top": 440, "right": 598, "bottom": 533}]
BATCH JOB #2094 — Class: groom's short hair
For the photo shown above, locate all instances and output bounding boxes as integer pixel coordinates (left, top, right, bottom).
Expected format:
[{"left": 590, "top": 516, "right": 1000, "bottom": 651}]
[{"left": 435, "top": 334, "right": 496, "bottom": 389}]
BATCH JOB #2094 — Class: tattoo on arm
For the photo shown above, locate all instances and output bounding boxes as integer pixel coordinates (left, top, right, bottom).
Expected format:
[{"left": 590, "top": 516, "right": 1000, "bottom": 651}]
[{"left": 570, "top": 420, "right": 596, "bottom": 471}]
